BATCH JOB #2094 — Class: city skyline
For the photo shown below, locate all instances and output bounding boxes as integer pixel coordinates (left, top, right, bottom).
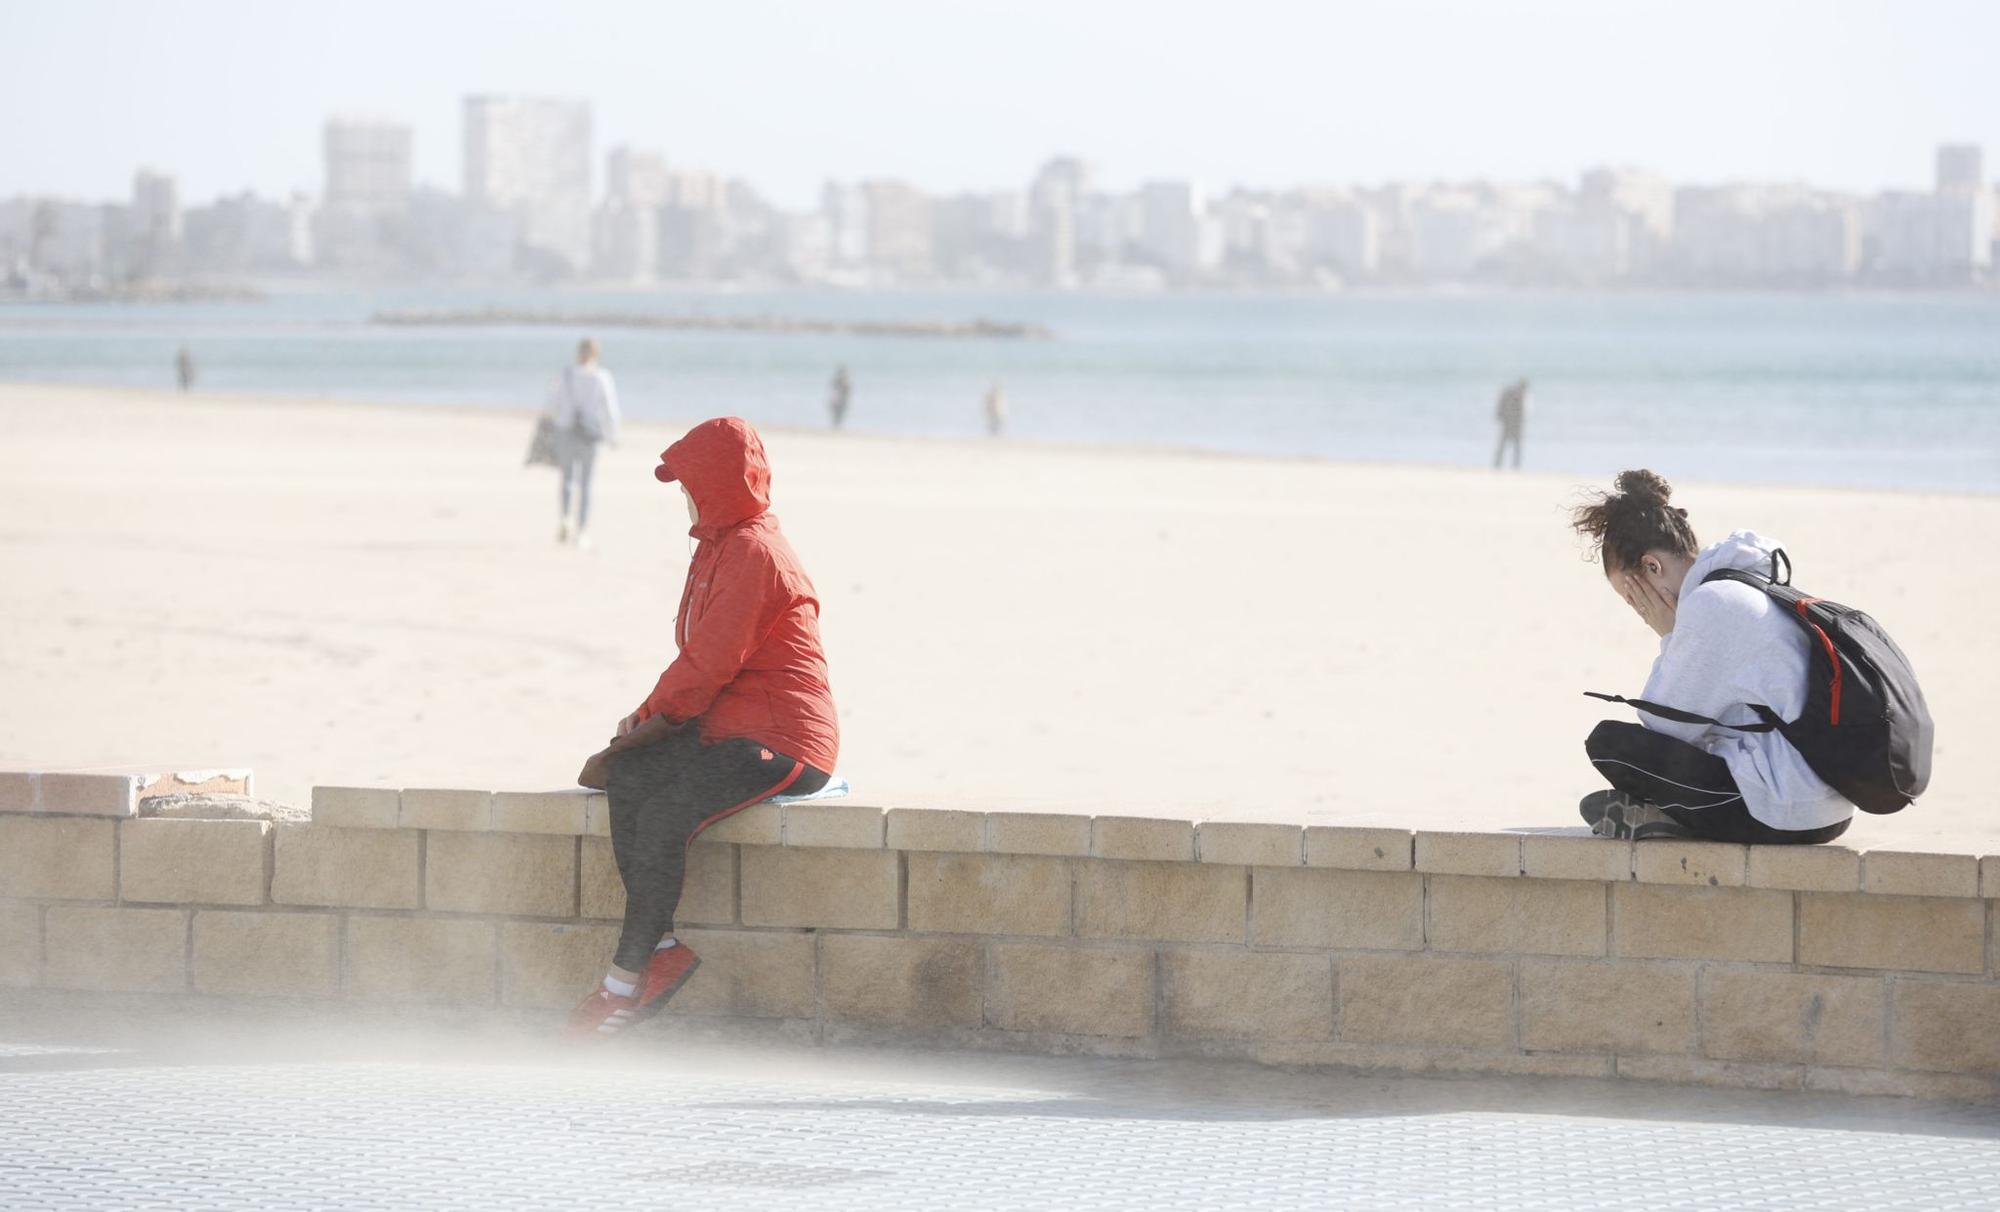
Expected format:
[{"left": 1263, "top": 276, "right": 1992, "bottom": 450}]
[{"left": 5, "top": 0, "right": 1997, "bottom": 208}]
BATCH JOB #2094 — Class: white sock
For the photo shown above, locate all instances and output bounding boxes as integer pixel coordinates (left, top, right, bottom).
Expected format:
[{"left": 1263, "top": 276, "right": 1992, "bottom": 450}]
[
  {"left": 602, "top": 974, "right": 636, "bottom": 997},
  {"left": 655, "top": 938, "right": 677, "bottom": 951}
]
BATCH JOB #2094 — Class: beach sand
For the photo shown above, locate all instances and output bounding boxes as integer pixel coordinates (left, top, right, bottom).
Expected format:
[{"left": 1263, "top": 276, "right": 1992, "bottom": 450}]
[{"left": 3, "top": 382, "right": 1995, "bottom": 852}]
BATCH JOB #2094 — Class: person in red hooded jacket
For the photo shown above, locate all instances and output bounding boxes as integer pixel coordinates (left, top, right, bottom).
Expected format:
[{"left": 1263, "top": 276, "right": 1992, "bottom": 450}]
[{"left": 569, "top": 417, "right": 838, "bottom": 1037}]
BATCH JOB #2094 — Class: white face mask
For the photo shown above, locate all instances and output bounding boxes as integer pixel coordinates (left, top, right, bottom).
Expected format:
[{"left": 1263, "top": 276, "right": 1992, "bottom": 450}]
[{"left": 681, "top": 485, "right": 699, "bottom": 526}]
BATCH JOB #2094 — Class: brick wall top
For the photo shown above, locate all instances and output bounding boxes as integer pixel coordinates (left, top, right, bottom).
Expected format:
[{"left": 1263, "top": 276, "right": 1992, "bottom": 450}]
[{"left": 297, "top": 784, "right": 1997, "bottom": 901}]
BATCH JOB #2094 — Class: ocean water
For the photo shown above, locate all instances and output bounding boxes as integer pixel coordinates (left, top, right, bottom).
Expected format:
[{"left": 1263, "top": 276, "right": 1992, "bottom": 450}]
[{"left": 2, "top": 286, "right": 1996, "bottom": 493}]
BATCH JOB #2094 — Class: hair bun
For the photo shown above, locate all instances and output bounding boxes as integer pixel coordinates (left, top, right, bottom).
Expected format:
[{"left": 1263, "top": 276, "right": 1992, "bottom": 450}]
[{"left": 1614, "top": 469, "right": 1673, "bottom": 506}]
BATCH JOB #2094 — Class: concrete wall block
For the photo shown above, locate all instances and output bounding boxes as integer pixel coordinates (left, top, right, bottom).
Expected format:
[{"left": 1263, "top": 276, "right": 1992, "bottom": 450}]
[
  {"left": 1700, "top": 968, "right": 1886, "bottom": 1068},
  {"left": 1164, "top": 949, "right": 1333, "bottom": 1042},
  {"left": 822, "top": 934, "right": 982, "bottom": 1029},
  {"left": 906, "top": 852, "right": 1071, "bottom": 937},
  {"left": 885, "top": 808, "right": 985, "bottom": 853},
  {"left": 192, "top": 910, "right": 339, "bottom": 998},
  {"left": 1860, "top": 850, "right": 1979, "bottom": 899},
  {"left": 1427, "top": 875, "right": 1606, "bottom": 957},
  {"left": 986, "top": 812, "right": 1092, "bottom": 857},
  {"left": 1075, "top": 859, "right": 1245, "bottom": 945},
  {"left": 1746, "top": 845, "right": 1860, "bottom": 893},
  {"left": 986, "top": 942, "right": 1153, "bottom": 1037},
  {"left": 1612, "top": 884, "right": 1793, "bottom": 964},
  {"left": 1304, "top": 826, "right": 1413, "bottom": 872},
  {"left": 1337, "top": 954, "right": 1513, "bottom": 1049},
  {"left": 1251, "top": 867, "right": 1423, "bottom": 950},
  {"left": 678, "top": 842, "right": 734, "bottom": 927},
  {"left": 43, "top": 907, "right": 186, "bottom": 993},
  {"left": 498, "top": 921, "right": 620, "bottom": 1009},
  {"left": 579, "top": 837, "right": 624, "bottom": 921},
  {"left": 1197, "top": 822, "right": 1304, "bottom": 868},
  {"left": 133, "top": 768, "right": 253, "bottom": 803},
  {"left": 1522, "top": 835, "right": 1631, "bottom": 883},
  {"left": 0, "top": 771, "right": 36, "bottom": 812},
  {"left": 309, "top": 787, "right": 399, "bottom": 830},
  {"left": 490, "top": 791, "right": 589, "bottom": 836},
  {"left": 583, "top": 793, "right": 611, "bottom": 839},
  {"left": 1891, "top": 981, "right": 2000, "bottom": 1074},
  {"left": 698, "top": 802, "right": 781, "bottom": 846},
  {"left": 0, "top": 816, "right": 115, "bottom": 900},
  {"left": 1519, "top": 958, "right": 1697, "bottom": 1055},
  {"left": 344, "top": 916, "right": 496, "bottom": 1004},
  {"left": 0, "top": 903, "right": 41, "bottom": 988},
  {"left": 119, "top": 818, "right": 269, "bottom": 906},
  {"left": 1633, "top": 840, "right": 1747, "bottom": 887},
  {"left": 1982, "top": 855, "right": 2000, "bottom": 899},
  {"left": 1797, "top": 893, "right": 1985, "bottom": 974},
  {"left": 424, "top": 832, "right": 577, "bottom": 918},
  {"left": 1091, "top": 816, "right": 1195, "bottom": 862},
  {"left": 35, "top": 772, "right": 139, "bottom": 817},
  {"left": 1413, "top": 832, "right": 1520, "bottom": 878},
  {"left": 738, "top": 846, "right": 899, "bottom": 930},
  {"left": 270, "top": 825, "right": 421, "bottom": 910},
  {"left": 784, "top": 803, "right": 885, "bottom": 849},
  {"left": 398, "top": 789, "right": 491, "bottom": 832},
  {"left": 670, "top": 927, "right": 817, "bottom": 1019}
]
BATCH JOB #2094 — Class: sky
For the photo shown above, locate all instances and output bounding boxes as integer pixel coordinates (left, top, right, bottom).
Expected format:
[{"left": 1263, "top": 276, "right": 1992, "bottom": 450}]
[{"left": 3, "top": 0, "right": 1996, "bottom": 209}]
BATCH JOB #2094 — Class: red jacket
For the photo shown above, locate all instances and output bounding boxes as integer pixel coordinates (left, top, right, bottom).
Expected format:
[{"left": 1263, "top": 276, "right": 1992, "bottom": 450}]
[{"left": 636, "top": 418, "right": 839, "bottom": 773}]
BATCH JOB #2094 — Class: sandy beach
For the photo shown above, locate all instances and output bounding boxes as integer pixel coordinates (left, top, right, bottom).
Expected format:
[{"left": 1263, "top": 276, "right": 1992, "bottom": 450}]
[{"left": 2, "top": 381, "right": 1995, "bottom": 852}]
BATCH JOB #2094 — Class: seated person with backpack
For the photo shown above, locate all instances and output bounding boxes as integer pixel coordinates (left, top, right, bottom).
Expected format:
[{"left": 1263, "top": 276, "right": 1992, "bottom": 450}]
[{"left": 1571, "top": 470, "right": 1929, "bottom": 843}]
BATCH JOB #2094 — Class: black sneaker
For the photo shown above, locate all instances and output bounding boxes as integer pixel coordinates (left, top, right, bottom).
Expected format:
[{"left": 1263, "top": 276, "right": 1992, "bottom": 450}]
[{"left": 1579, "top": 790, "right": 1694, "bottom": 841}]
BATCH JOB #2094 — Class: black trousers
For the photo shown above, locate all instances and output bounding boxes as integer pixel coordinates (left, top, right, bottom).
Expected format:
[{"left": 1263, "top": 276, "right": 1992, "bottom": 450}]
[
  {"left": 605, "top": 726, "right": 830, "bottom": 971},
  {"left": 1585, "top": 720, "right": 1849, "bottom": 846}
]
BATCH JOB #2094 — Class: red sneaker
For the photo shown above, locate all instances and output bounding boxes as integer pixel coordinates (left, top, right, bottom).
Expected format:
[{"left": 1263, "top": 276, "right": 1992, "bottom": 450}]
[
  {"left": 566, "top": 987, "right": 639, "bottom": 1040},
  {"left": 632, "top": 943, "right": 702, "bottom": 1022}
]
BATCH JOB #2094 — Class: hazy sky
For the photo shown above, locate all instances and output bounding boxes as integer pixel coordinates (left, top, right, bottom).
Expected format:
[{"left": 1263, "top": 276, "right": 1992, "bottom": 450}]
[{"left": 5, "top": 0, "right": 1996, "bottom": 208}]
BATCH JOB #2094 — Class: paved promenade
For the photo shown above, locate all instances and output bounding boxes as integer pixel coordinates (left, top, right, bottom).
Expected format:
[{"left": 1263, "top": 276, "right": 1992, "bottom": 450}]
[{"left": 1, "top": 1003, "right": 1997, "bottom": 1210}]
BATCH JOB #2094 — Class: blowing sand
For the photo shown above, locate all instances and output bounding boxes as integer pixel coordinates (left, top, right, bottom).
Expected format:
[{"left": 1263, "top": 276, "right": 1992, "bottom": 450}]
[{"left": 2, "top": 382, "right": 1995, "bottom": 852}]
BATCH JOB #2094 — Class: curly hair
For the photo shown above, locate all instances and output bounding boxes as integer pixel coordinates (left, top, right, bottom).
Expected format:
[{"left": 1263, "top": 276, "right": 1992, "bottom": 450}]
[{"left": 1570, "top": 469, "right": 1699, "bottom": 572}]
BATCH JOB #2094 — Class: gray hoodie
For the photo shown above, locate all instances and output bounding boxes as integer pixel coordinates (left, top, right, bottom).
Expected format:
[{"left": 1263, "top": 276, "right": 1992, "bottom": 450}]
[{"left": 1637, "top": 530, "right": 1852, "bottom": 832}]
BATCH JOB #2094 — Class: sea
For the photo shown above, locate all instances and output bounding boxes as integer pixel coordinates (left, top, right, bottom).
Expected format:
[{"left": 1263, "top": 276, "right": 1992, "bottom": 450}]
[{"left": 2, "top": 286, "right": 1996, "bottom": 493}]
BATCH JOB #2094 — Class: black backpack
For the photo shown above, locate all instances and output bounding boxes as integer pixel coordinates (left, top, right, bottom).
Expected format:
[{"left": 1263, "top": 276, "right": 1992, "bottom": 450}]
[{"left": 1588, "top": 549, "right": 1933, "bottom": 814}]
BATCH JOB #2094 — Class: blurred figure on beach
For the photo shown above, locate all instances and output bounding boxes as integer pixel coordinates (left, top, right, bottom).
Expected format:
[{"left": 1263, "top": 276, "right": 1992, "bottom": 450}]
[
  {"left": 547, "top": 338, "right": 621, "bottom": 549},
  {"left": 174, "top": 345, "right": 195, "bottom": 393},
  {"left": 828, "top": 364, "right": 851, "bottom": 430},
  {"left": 985, "top": 380, "right": 1008, "bottom": 438},
  {"left": 1493, "top": 378, "right": 1528, "bottom": 469}
]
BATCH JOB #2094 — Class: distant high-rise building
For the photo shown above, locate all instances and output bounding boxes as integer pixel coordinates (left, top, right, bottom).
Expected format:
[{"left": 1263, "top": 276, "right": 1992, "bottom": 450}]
[
  {"left": 1936, "top": 144, "right": 1984, "bottom": 196},
  {"left": 861, "top": 179, "right": 934, "bottom": 281},
  {"left": 129, "top": 168, "right": 181, "bottom": 278},
  {"left": 594, "top": 146, "right": 669, "bottom": 280},
  {"left": 1869, "top": 189, "right": 1993, "bottom": 282},
  {"left": 463, "top": 95, "right": 593, "bottom": 273},
  {"left": 324, "top": 119, "right": 413, "bottom": 213},
  {"left": 318, "top": 119, "right": 412, "bottom": 272},
  {"left": 1138, "top": 181, "right": 1219, "bottom": 279}
]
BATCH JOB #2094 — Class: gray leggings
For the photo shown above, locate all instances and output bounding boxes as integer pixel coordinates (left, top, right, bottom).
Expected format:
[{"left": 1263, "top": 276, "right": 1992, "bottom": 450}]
[{"left": 559, "top": 438, "right": 598, "bottom": 527}]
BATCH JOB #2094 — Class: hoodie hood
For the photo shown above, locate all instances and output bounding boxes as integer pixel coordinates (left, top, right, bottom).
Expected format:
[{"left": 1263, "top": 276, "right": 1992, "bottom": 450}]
[
  {"left": 1681, "top": 529, "right": 1785, "bottom": 604},
  {"left": 654, "top": 417, "right": 772, "bottom": 540}
]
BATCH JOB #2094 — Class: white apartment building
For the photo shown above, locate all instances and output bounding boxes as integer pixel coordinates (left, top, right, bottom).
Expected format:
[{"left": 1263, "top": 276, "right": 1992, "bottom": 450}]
[{"left": 463, "top": 96, "right": 592, "bottom": 273}]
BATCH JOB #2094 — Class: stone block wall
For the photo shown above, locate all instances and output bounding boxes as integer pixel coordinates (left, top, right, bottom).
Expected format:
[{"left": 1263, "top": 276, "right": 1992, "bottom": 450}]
[{"left": 3, "top": 772, "right": 1999, "bottom": 1102}]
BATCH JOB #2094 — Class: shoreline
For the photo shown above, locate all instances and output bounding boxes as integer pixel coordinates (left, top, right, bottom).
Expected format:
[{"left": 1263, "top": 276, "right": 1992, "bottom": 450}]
[{"left": 5, "top": 377, "right": 1994, "bottom": 504}]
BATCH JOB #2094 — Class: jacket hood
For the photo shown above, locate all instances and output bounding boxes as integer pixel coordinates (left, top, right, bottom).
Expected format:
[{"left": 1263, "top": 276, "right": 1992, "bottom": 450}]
[
  {"left": 1682, "top": 529, "right": 1784, "bottom": 603},
  {"left": 655, "top": 417, "right": 772, "bottom": 540}
]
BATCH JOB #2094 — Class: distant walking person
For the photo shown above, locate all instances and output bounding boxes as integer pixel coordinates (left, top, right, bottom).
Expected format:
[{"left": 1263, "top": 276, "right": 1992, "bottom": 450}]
[
  {"left": 1493, "top": 378, "right": 1528, "bottom": 470},
  {"left": 984, "top": 380, "right": 1008, "bottom": 438},
  {"left": 174, "top": 346, "right": 195, "bottom": 393},
  {"left": 548, "top": 338, "right": 622, "bottom": 549},
  {"left": 828, "top": 365, "right": 851, "bottom": 430}
]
